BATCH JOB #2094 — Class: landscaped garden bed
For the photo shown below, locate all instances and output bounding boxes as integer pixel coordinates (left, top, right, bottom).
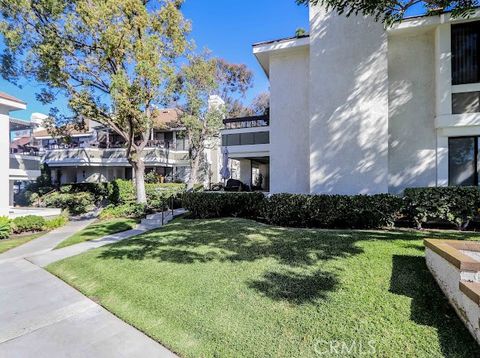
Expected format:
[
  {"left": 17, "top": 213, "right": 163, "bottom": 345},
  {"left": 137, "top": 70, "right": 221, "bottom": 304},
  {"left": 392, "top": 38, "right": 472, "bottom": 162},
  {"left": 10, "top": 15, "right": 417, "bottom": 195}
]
[{"left": 47, "top": 217, "right": 480, "bottom": 357}]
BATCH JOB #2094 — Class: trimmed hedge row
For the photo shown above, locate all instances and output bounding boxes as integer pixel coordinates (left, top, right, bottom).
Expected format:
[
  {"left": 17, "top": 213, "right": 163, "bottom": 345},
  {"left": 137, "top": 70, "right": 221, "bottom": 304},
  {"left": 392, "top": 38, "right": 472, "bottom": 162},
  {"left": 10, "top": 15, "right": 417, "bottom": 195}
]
[
  {"left": 183, "top": 187, "right": 480, "bottom": 230},
  {"left": 262, "top": 193, "right": 403, "bottom": 229},
  {"left": 403, "top": 186, "right": 480, "bottom": 229},
  {"left": 183, "top": 192, "right": 265, "bottom": 219}
]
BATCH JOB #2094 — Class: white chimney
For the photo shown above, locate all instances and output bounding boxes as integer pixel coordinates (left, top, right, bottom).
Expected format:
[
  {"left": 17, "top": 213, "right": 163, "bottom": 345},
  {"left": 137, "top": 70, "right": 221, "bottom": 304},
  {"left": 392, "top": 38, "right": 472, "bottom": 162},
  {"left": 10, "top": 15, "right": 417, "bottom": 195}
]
[{"left": 208, "top": 95, "right": 225, "bottom": 111}]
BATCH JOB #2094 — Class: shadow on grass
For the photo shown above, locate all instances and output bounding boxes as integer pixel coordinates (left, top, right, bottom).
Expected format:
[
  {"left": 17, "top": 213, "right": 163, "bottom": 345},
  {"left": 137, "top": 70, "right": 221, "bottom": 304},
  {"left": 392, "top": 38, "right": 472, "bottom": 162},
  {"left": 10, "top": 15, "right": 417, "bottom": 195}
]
[
  {"left": 248, "top": 269, "right": 339, "bottom": 304},
  {"left": 97, "top": 218, "right": 480, "bottom": 310},
  {"left": 390, "top": 255, "right": 480, "bottom": 356}
]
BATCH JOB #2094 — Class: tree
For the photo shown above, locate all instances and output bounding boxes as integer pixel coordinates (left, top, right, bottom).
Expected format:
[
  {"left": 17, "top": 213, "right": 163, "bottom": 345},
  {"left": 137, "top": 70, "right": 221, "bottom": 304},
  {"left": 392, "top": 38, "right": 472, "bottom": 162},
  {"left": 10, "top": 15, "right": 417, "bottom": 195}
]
[
  {"left": 0, "top": 0, "right": 190, "bottom": 203},
  {"left": 297, "top": 0, "right": 479, "bottom": 24},
  {"left": 250, "top": 92, "right": 270, "bottom": 115},
  {"left": 178, "top": 55, "right": 252, "bottom": 189}
]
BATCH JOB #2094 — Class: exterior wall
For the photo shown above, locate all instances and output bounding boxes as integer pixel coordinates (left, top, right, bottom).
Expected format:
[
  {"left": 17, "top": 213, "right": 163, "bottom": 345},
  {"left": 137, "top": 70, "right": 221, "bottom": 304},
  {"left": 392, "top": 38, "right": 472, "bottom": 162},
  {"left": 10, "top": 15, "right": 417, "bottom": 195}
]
[
  {"left": 309, "top": 6, "right": 389, "bottom": 194},
  {"left": 388, "top": 31, "right": 437, "bottom": 193},
  {"left": 269, "top": 48, "right": 310, "bottom": 193}
]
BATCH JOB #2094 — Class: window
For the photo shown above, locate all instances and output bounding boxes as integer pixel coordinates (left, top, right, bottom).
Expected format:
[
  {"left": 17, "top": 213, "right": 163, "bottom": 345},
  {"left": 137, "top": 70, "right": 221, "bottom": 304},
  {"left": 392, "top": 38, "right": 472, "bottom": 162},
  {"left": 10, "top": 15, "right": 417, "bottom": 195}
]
[
  {"left": 221, "top": 131, "right": 270, "bottom": 146},
  {"left": 452, "top": 21, "right": 480, "bottom": 85},
  {"left": 452, "top": 91, "right": 480, "bottom": 114},
  {"left": 449, "top": 137, "right": 478, "bottom": 186}
]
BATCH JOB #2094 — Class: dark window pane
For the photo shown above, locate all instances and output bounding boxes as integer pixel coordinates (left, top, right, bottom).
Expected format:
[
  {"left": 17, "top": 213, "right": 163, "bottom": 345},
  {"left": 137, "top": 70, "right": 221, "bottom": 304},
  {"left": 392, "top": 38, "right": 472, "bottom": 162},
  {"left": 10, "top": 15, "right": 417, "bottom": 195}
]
[
  {"left": 227, "top": 134, "right": 240, "bottom": 146},
  {"left": 452, "top": 91, "right": 480, "bottom": 114},
  {"left": 449, "top": 137, "right": 476, "bottom": 186},
  {"left": 254, "top": 131, "right": 270, "bottom": 144},
  {"left": 452, "top": 21, "right": 480, "bottom": 85},
  {"left": 241, "top": 132, "right": 255, "bottom": 145}
]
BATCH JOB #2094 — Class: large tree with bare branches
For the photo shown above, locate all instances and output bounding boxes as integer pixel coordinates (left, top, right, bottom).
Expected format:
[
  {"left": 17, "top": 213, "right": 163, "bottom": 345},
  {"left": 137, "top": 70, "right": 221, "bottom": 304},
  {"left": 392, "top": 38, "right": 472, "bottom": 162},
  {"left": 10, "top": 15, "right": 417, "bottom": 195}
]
[
  {"left": 297, "top": 0, "right": 479, "bottom": 24},
  {"left": 0, "top": 0, "right": 190, "bottom": 203}
]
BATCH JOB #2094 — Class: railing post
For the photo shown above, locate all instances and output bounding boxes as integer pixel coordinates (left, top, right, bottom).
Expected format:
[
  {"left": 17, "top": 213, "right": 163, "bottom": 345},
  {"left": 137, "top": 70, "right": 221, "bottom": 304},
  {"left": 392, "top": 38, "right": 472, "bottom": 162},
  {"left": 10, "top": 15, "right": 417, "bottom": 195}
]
[
  {"left": 161, "top": 204, "right": 164, "bottom": 225},
  {"left": 171, "top": 195, "right": 174, "bottom": 216}
]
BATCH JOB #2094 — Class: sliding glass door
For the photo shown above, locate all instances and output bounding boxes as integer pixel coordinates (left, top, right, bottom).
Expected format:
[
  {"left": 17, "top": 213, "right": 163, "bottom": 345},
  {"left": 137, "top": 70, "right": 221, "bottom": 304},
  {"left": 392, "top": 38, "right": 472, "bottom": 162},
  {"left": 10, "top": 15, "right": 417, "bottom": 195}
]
[{"left": 448, "top": 137, "right": 478, "bottom": 186}]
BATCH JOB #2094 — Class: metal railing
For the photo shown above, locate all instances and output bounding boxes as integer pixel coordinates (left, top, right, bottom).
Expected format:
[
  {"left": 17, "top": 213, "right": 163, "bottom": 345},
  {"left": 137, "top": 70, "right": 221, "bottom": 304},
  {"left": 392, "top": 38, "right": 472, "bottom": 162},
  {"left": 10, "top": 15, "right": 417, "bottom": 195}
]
[{"left": 223, "top": 114, "right": 269, "bottom": 129}]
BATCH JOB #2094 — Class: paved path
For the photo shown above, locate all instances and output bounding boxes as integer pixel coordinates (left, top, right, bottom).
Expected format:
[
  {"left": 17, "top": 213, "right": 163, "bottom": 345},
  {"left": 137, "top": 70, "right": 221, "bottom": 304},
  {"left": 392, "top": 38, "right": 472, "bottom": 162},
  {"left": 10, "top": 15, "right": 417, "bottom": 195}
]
[{"left": 0, "top": 212, "right": 183, "bottom": 358}]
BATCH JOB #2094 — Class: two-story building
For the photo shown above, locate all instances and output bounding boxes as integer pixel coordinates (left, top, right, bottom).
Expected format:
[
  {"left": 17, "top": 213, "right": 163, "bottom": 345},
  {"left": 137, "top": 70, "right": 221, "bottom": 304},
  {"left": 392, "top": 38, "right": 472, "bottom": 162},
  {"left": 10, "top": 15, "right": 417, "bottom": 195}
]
[
  {"left": 33, "top": 109, "right": 194, "bottom": 185},
  {"left": 222, "top": 4, "right": 480, "bottom": 194}
]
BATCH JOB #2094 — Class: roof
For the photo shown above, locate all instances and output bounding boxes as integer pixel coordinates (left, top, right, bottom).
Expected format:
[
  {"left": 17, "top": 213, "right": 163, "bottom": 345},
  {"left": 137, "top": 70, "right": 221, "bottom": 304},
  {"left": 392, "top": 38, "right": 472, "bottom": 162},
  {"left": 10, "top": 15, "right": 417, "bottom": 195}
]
[
  {"left": 0, "top": 92, "right": 26, "bottom": 105},
  {"left": 10, "top": 117, "right": 32, "bottom": 131},
  {"left": 152, "top": 108, "right": 183, "bottom": 129},
  {"left": 33, "top": 125, "right": 91, "bottom": 139},
  {"left": 253, "top": 34, "right": 309, "bottom": 47},
  {"left": 10, "top": 136, "right": 31, "bottom": 149}
]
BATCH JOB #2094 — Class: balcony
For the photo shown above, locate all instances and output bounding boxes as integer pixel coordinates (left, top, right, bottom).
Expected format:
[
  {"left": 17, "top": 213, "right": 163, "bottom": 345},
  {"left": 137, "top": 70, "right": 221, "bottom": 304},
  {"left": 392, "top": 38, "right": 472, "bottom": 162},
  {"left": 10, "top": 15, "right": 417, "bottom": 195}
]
[
  {"left": 223, "top": 114, "right": 269, "bottom": 129},
  {"left": 42, "top": 147, "right": 189, "bottom": 167},
  {"left": 9, "top": 154, "right": 41, "bottom": 181},
  {"left": 221, "top": 115, "right": 270, "bottom": 158}
]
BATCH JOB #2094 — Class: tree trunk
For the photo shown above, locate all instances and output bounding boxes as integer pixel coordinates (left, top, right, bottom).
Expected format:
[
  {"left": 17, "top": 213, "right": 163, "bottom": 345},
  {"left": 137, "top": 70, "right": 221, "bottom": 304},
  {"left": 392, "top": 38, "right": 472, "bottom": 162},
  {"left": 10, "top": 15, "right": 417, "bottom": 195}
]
[
  {"left": 131, "top": 159, "right": 147, "bottom": 204},
  {"left": 187, "top": 155, "right": 201, "bottom": 190}
]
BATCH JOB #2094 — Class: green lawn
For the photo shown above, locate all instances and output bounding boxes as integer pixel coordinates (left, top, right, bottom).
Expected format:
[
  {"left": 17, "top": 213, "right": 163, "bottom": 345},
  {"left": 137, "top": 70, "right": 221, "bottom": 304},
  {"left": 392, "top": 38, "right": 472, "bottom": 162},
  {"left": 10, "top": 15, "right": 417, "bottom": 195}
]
[
  {"left": 55, "top": 218, "right": 138, "bottom": 249},
  {"left": 47, "top": 218, "right": 480, "bottom": 357},
  {"left": 0, "top": 232, "right": 45, "bottom": 254}
]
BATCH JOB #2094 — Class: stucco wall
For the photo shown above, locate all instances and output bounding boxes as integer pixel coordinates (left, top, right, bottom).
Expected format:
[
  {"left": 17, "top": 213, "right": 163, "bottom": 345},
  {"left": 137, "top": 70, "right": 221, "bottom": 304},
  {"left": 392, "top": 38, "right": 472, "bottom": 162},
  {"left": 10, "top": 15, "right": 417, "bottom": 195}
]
[
  {"left": 309, "top": 6, "right": 389, "bottom": 194},
  {"left": 269, "top": 48, "right": 310, "bottom": 193},
  {"left": 388, "top": 32, "right": 437, "bottom": 193}
]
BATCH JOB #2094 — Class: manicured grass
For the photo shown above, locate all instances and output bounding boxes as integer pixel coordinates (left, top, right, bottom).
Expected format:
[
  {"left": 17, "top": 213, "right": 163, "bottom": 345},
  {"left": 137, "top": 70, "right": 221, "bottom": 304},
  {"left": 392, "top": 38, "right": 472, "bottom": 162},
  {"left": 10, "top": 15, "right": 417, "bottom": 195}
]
[
  {"left": 48, "top": 218, "right": 480, "bottom": 357},
  {"left": 0, "top": 232, "right": 45, "bottom": 254},
  {"left": 55, "top": 218, "right": 138, "bottom": 249}
]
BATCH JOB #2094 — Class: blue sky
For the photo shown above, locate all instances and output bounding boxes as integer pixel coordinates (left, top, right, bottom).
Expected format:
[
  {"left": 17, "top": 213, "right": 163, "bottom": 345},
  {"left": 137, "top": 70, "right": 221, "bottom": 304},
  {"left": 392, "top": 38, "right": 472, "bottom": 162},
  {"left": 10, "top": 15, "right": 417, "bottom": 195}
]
[{"left": 0, "top": 0, "right": 309, "bottom": 121}]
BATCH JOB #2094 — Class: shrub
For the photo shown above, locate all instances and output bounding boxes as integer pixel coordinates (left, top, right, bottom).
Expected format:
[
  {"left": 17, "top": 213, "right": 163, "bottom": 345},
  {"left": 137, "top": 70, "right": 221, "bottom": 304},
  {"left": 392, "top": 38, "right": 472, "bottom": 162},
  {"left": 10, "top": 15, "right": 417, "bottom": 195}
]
[
  {"left": 44, "top": 214, "right": 69, "bottom": 231},
  {"left": 43, "top": 191, "right": 94, "bottom": 215},
  {"left": 12, "top": 215, "right": 46, "bottom": 234},
  {"left": 99, "top": 203, "right": 147, "bottom": 220},
  {"left": 183, "top": 192, "right": 265, "bottom": 219},
  {"left": 403, "top": 187, "right": 480, "bottom": 229},
  {"left": 261, "top": 194, "right": 403, "bottom": 229},
  {"left": 0, "top": 217, "right": 11, "bottom": 239},
  {"left": 108, "top": 179, "right": 136, "bottom": 204}
]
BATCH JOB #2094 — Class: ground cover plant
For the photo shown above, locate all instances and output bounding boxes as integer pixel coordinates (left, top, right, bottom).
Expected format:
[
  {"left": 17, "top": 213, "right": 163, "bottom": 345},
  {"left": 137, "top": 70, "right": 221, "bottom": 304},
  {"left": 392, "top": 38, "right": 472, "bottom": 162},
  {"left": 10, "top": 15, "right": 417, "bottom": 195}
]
[{"left": 48, "top": 218, "right": 480, "bottom": 357}]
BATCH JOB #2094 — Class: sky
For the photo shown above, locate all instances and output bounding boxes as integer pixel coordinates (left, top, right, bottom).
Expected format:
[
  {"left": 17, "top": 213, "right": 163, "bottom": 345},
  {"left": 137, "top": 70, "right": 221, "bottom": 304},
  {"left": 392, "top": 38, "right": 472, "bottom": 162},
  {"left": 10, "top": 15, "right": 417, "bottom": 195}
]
[{"left": 0, "top": 0, "right": 309, "bottom": 122}]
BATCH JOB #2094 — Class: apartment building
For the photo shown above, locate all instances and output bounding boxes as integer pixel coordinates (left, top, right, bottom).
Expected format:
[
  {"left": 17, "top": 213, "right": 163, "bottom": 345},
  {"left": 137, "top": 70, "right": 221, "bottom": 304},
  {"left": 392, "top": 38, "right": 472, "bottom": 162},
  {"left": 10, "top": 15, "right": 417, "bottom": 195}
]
[{"left": 221, "top": 4, "right": 480, "bottom": 194}]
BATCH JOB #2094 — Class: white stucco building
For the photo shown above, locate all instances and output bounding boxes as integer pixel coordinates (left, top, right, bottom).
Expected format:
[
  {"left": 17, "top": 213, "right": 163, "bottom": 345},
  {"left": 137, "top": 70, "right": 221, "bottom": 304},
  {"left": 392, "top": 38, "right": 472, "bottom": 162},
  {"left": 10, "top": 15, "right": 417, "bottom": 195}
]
[{"left": 221, "top": 5, "right": 480, "bottom": 194}]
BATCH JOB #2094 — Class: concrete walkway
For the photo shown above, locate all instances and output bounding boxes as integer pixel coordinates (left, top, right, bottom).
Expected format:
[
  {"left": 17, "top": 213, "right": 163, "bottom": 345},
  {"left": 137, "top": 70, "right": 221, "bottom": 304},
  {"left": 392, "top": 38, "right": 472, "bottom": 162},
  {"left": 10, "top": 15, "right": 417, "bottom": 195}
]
[{"left": 0, "top": 211, "right": 184, "bottom": 357}]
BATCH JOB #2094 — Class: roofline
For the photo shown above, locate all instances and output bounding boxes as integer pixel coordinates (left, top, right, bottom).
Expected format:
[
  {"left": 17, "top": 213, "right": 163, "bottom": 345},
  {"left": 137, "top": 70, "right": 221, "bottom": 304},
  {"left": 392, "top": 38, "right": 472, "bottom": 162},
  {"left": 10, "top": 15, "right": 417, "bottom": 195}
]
[{"left": 252, "top": 34, "right": 309, "bottom": 48}]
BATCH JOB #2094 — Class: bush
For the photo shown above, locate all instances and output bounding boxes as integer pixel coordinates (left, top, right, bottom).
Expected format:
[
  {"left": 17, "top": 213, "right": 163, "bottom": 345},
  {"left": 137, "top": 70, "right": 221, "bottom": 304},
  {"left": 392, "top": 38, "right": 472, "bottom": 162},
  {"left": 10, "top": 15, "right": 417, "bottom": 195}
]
[
  {"left": 44, "top": 214, "right": 69, "bottom": 231},
  {"left": 183, "top": 192, "right": 265, "bottom": 219},
  {"left": 0, "top": 217, "right": 11, "bottom": 239},
  {"left": 403, "top": 187, "right": 480, "bottom": 229},
  {"left": 43, "top": 191, "right": 95, "bottom": 215},
  {"left": 12, "top": 215, "right": 46, "bottom": 234},
  {"left": 262, "top": 194, "right": 403, "bottom": 229},
  {"left": 108, "top": 179, "right": 136, "bottom": 204},
  {"left": 59, "top": 183, "right": 110, "bottom": 203},
  {"left": 108, "top": 179, "right": 186, "bottom": 205},
  {"left": 99, "top": 203, "right": 147, "bottom": 220}
]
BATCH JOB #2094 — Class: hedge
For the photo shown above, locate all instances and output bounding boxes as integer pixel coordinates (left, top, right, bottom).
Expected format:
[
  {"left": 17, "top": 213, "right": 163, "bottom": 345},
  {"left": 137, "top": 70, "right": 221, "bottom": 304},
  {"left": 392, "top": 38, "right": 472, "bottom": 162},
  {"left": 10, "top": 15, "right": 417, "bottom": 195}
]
[
  {"left": 108, "top": 179, "right": 186, "bottom": 205},
  {"left": 43, "top": 191, "right": 95, "bottom": 215},
  {"left": 60, "top": 183, "right": 110, "bottom": 203},
  {"left": 183, "top": 192, "right": 402, "bottom": 228},
  {"left": 0, "top": 217, "right": 11, "bottom": 239},
  {"left": 183, "top": 192, "right": 265, "bottom": 219},
  {"left": 403, "top": 186, "right": 480, "bottom": 229},
  {"left": 12, "top": 215, "right": 46, "bottom": 234},
  {"left": 99, "top": 203, "right": 148, "bottom": 220},
  {"left": 261, "top": 193, "right": 403, "bottom": 229}
]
